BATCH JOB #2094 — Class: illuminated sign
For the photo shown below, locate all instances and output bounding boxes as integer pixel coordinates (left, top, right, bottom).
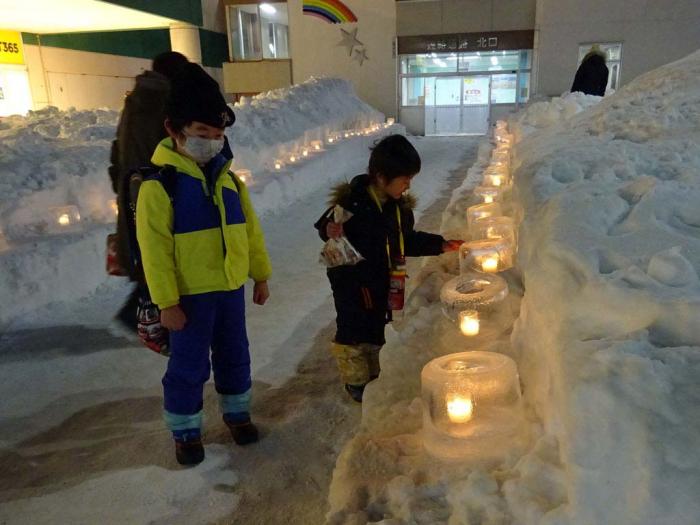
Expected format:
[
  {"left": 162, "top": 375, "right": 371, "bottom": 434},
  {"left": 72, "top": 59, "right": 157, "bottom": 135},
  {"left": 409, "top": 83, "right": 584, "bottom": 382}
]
[{"left": 0, "top": 31, "right": 24, "bottom": 65}]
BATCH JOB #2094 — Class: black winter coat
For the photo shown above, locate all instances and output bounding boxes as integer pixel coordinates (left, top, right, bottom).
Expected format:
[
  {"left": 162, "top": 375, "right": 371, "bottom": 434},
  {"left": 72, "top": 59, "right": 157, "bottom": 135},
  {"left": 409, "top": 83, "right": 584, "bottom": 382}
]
[
  {"left": 108, "top": 71, "right": 171, "bottom": 280},
  {"left": 315, "top": 174, "right": 445, "bottom": 346},
  {"left": 571, "top": 52, "right": 609, "bottom": 97}
]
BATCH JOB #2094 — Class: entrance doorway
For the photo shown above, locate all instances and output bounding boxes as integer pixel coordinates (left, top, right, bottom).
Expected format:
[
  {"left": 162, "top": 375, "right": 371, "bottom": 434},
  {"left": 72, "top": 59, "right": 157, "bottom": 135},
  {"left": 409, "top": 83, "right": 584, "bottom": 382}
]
[
  {"left": 424, "top": 75, "right": 491, "bottom": 135},
  {"left": 0, "top": 65, "right": 32, "bottom": 117}
]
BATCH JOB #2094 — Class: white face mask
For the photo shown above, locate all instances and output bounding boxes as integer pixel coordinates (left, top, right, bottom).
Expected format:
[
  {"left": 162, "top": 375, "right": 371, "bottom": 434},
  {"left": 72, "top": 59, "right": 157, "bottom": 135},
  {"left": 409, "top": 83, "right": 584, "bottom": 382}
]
[{"left": 181, "top": 135, "right": 224, "bottom": 164}]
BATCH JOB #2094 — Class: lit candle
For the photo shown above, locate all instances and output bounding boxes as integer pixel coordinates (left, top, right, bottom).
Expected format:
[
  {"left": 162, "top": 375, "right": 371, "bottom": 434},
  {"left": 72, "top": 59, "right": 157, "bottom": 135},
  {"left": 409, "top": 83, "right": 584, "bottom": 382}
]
[
  {"left": 446, "top": 394, "right": 474, "bottom": 423},
  {"left": 481, "top": 255, "right": 499, "bottom": 272},
  {"left": 274, "top": 160, "right": 283, "bottom": 170},
  {"left": 484, "top": 195, "right": 494, "bottom": 204},
  {"left": 289, "top": 155, "right": 297, "bottom": 163},
  {"left": 302, "top": 149, "right": 309, "bottom": 157},
  {"left": 459, "top": 310, "right": 480, "bottom": 336},
  {"left": 328, "top": 137, "right": 335, "bottom": 144},
  {"left": 387, "top": 117, "right": 395, "bottom": 126},
  {"left": 58, "top": 214, "right": 71, "bottom": 226},
  {"left": 491, "top": 175, "right": 502, "bottom": 187}
]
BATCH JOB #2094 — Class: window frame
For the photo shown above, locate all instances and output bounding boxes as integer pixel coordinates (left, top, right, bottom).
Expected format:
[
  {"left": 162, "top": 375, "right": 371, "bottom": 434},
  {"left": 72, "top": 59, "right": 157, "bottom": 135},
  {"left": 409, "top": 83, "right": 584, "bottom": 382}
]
[{"left": 225, "top": 2, "right": 290, "bottom": 62}]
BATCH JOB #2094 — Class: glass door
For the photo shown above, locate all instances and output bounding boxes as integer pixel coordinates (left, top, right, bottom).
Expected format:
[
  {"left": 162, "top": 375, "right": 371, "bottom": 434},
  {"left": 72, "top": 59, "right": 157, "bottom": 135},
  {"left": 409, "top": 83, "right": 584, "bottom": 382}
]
[
  {"left": 424, "top": 76, "right": 463, "bottom": 135},
  {"left": 461, "top": 75, "right": 490, "bottom": 135}
]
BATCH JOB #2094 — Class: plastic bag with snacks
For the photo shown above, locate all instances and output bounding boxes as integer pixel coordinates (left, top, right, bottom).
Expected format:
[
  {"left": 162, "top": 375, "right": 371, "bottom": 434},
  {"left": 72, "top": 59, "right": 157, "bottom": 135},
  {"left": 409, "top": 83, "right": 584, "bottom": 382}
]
[{"left": 319, "top": 205, "right": 364, "bottom": 268}]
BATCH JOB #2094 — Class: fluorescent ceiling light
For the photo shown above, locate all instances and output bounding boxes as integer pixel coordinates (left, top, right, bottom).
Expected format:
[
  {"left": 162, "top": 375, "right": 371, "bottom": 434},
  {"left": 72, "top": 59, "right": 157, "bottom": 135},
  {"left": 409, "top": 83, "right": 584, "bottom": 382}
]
[
  {"left": 0, "top": 0, "right": 178, "bottom": 33},
  {"left": 260, "top": 3, "right": 276, "bottom": 15}
]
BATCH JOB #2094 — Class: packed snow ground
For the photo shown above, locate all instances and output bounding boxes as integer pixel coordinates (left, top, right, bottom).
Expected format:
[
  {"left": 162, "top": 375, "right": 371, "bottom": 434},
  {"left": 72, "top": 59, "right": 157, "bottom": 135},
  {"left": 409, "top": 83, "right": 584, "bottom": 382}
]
[
  {"left": 0, "top": 75, "right": 476, "bottom": 523},
  {"left": 327, "top": 53, "right": 700, "bottom": 524}
]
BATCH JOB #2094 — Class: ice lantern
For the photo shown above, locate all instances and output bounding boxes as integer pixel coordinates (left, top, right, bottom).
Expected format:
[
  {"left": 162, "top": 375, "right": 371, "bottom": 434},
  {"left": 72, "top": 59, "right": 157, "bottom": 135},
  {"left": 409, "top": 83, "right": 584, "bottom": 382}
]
[
  {"left": 466, "top": 202, "right": 502, "bottom": 235},
  {"left": 440, "top": 273, "right": 509, "bottom": 321},
  {"left": 50, "top": 205, "right": 81, "bottom": 229},
  {"left": 422, "top": 351, "right": 523, "bottom": 461},
  {"left": 459, "top": 238, "right": 515, "bottom": 274},
  {"left": 472, "top": 216, "right": 517, "bottom": 245}
]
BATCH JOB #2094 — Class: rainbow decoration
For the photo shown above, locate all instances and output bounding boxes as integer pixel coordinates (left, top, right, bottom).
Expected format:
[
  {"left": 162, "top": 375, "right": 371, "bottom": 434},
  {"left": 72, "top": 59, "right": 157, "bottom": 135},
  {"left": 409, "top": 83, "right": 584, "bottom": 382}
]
[{"left": 303, "top": 0, "right": 358, "bottom": 24}]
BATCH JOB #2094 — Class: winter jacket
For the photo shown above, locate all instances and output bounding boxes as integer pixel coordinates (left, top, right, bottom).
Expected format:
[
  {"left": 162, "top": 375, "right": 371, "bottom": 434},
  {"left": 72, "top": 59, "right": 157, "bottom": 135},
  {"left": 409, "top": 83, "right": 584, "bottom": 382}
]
[
  {"left": 315, "top": 174, "right": 445, "bottom": 346},
  {"left": 571, "top": 51, "right": 609, "bottom": 97},
  {"left": 136, "top": 138, "right": 272, "bottom": 309},
  {"left": 109, "top": 70, "right": 171, "bottom": 280}
]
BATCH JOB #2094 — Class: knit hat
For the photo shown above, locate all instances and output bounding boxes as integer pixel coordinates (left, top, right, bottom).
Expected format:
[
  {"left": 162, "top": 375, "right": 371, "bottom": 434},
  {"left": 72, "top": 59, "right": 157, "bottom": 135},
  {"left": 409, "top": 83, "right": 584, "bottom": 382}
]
[{"left": 166, "top": 63, "right": 235, "bottom": 128}]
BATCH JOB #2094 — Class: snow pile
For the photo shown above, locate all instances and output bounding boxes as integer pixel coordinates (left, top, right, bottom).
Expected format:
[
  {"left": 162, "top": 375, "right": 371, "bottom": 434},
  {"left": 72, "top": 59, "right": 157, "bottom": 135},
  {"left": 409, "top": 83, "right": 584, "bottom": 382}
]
[
  {"left": 327, "top": 50, "right": 700, "bottom": 524},
  {"left": 0, "top": 78, "right": 394, "bottom": 331},
  {"left": 509, "top": 91, "right": 601, "bottom": 142},
  {"left": 0, "top": 106, "right": 119, "bottom": 240}
]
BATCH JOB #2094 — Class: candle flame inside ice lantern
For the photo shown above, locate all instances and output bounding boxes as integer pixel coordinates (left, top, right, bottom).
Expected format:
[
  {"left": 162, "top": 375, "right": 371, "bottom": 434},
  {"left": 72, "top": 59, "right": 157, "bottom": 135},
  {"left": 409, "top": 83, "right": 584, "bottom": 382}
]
[
  {"left": 481, "top": 255, "right": 499, "bottom": 273},
  {"left": 302, "top": 149, "right": 309, "bottom": 157},
  {"left": 447, "top": 394, "right": 474, "bottom": 423},
  {"left": 274, "top": 159, "right": 284, "bottom": 170},
  {"left": 50, "top": 205, "right": 81, "bottom": 230},
  {"left": 459, "top": 310, "right": 480, "bottom": 336}
]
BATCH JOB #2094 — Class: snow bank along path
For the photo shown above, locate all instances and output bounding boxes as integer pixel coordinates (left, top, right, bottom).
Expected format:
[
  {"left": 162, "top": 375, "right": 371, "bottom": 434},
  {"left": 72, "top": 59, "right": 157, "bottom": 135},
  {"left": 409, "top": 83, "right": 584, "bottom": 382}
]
[
  {"left": 0, "top": 78, "right": 389, "bottom": 331},
  {"left": 327, "top": 52, "right": 700, "bottom": 524}
]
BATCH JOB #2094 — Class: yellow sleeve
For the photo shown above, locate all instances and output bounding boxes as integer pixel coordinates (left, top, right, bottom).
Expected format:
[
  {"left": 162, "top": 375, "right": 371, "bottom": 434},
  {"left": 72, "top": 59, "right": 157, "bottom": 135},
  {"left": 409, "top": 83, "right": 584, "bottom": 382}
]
[
  {"left": 234, "top": 175, "right": 272, "bottom": 282},
  {"left": 135, "top": 180, "right": 180, "bottom": 308}
]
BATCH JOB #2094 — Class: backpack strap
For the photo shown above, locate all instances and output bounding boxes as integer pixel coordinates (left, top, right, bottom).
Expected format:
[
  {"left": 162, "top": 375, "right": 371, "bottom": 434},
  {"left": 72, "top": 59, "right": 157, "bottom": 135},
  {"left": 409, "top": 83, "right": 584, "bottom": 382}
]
[{"left": 143, "top": 165, "right": 178, "bottom": 202}]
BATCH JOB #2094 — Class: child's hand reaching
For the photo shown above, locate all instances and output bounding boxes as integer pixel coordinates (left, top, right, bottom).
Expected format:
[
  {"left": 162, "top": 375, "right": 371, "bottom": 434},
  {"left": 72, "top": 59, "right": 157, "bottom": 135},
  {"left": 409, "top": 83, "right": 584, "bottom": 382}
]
[
  {"left": 442, "top": 240, "right": 464, "bottom": 253},
  {"left": 253, "top": 281, "right": 270, "bottom": 305},
  {"left": 326, "top": 222, "right": 344, "bottom": 239},
  {"left": 161, "top": 304, "right": 187, "bottom": 331}
]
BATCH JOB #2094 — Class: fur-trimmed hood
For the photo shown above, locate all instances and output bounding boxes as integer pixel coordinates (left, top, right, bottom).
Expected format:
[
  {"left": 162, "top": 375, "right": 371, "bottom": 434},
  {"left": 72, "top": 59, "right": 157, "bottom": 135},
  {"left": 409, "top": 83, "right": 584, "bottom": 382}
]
[{"left": 328, "top": 174, "right": 417, "bottom": 210}]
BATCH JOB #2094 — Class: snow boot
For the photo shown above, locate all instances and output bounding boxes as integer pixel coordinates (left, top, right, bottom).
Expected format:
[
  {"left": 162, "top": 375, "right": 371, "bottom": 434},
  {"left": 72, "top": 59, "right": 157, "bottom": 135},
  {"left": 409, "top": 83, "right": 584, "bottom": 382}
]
[
  {"left": 344, "top": 383, "right": 366, "bottom": 403},
  {"left": 224, "top": 413, "right": 259, "bottom": 446},
  {"left": 173, "top": 429, "right": 204, "bottom": 466}
]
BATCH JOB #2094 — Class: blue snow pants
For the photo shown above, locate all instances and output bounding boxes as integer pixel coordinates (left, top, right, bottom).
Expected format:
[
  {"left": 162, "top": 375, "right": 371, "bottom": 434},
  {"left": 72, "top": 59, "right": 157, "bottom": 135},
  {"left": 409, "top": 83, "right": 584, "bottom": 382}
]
[{"left": 162, "top": 288, "right": 251, "bottom": 431}]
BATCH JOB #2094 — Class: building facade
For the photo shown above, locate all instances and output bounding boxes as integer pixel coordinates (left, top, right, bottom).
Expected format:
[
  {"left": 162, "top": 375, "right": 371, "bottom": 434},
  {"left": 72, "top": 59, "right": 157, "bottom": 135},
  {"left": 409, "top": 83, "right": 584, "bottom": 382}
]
[
  {"left": 2, "top": 0, "right": 700, "bottom": 135},
  {"left": 396, "top": 0, "right": 700, "bottom": 135}
]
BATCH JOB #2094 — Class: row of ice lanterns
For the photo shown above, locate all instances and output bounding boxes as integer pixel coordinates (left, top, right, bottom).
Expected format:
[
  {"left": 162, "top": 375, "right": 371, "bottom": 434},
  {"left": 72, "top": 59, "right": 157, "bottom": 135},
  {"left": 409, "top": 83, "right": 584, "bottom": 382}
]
[
  {"left": 422, "top": 121, "right": 523, "bottom": 462},
  {"left": 457, "top": 120, "right": 516, "bottom": 337},
  {"left": 45, "top": 119, "right": 399, "bottom": 229},
  {"left": 269, "top": 118, "right": 395, "bottom": 174}
]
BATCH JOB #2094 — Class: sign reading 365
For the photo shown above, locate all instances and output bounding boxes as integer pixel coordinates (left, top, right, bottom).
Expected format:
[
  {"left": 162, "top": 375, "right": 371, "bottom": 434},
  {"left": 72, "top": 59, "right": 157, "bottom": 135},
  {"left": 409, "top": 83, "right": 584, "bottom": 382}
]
[{"left": 0, "top": 31, "right": 25, "bottom": 65}]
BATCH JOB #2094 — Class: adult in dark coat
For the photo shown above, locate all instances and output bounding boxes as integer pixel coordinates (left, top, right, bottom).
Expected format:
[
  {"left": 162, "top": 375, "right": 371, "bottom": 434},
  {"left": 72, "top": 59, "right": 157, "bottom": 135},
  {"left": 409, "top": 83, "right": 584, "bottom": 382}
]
[
  {"left": 109, "top": 51, "right": 189, "bottom": 330},
  {"left": 571, "top": 46, "right": 609, "bottom": 97}
]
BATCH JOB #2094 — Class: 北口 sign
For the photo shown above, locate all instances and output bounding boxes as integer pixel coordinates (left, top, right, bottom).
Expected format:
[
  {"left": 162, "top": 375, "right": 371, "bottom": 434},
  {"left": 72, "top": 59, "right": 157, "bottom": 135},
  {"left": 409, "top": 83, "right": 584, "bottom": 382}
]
[
  {"left": 398, "top": 30, "right": 534, "bottom": 55},
  {"left": 0, "top": 30, "right": 24, "bottom": 65}
]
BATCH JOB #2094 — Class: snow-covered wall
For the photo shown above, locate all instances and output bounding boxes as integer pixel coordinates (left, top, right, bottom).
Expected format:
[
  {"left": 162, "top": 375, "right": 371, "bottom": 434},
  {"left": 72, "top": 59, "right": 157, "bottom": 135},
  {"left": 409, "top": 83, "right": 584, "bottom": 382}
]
[
  {"left": 509, "top": 48, "right": 700, "bottom": 523},
  {"left": 0, "top": 78, "right": 391, "bottom": 331}
]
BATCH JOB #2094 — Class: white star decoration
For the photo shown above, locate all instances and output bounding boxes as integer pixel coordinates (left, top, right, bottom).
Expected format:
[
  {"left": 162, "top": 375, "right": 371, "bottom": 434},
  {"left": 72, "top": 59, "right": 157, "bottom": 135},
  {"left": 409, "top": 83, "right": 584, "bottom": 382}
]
[
  {"left": 353, "top": 48, "right": 369, "bottom": 65},
  {"left": 337, "top": 27, "right": 363, "bottom": 57}
]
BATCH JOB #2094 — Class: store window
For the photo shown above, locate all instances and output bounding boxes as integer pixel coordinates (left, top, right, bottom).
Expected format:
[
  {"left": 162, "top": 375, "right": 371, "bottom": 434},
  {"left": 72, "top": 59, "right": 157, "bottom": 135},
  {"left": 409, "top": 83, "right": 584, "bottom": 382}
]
[
  {"left": 228, "top": 3, "right": 289, "bottom": 61},
  {"left": 578, "top": 42, "right": 622, "bottom": 91}
]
